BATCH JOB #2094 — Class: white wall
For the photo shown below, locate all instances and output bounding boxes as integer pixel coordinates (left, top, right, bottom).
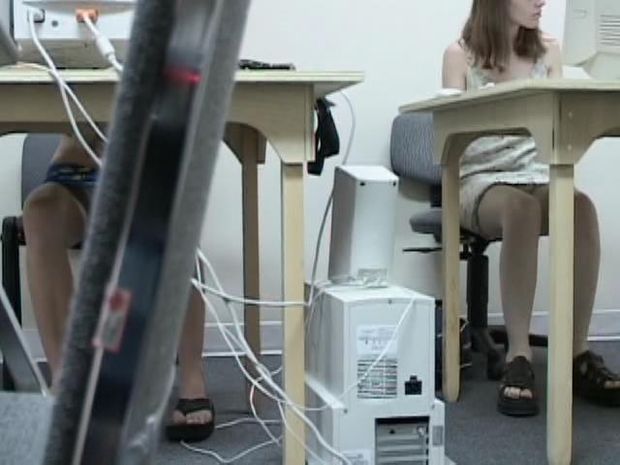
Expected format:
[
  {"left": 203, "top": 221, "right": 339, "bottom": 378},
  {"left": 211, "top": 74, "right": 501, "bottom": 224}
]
[
  {"left": 3, "top": 1, "right": 620, "bottom": 356},
  {"left": 211, "top": 0, "right": 620, "bottom": 335}
]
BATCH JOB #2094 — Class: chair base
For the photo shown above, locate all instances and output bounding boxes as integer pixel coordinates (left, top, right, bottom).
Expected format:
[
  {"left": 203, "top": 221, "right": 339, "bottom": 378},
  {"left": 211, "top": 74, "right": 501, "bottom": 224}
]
[
  {"left": 1, "top": 216, "right": 23, "bottom": 391},
  {"left": 470, "top": 326, "right": 504, "bottom": 381},
  {"left": 470, "top": 325, "right": 549, "bottom": 381}
]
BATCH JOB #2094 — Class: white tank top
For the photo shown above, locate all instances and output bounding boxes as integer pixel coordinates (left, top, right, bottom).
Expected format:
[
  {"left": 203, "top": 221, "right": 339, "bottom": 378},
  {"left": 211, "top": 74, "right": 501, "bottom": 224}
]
[{"left": 460, "top": 58, "right": 550, "bottom": 185}]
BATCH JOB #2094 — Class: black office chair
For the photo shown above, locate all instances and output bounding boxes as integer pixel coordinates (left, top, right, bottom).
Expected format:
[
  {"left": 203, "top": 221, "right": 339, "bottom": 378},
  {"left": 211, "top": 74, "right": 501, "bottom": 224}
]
[
  {"left": 390, "top": 112, "right": 547, "bottom": 382},
  {"left": 1, "top": 134, "right": 61, "bottom": 389}
]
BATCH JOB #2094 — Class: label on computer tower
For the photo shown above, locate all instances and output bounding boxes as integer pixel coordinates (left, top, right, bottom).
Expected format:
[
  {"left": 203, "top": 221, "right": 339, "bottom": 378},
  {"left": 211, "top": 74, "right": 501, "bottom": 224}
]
[
  {"left": 356, "top": 325, "right": 398, "bottom": 399},
  {"left": 343, "top": 449, "right": 371, "bottom": 465},
  {"left": 357, "top": 325, "right": 398, "bottom": 356}
]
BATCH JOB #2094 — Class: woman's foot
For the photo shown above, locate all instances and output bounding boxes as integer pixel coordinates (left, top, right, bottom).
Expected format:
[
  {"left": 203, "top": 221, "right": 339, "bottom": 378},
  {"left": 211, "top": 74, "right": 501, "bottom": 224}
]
[
  {"left": 497, "top": 356, "right": 539, "bottom": 417},
  {"left": 573, "top": 351, "right": 620, "bottom": 406},
  {"left": 166, "top": 398, "right": 215, "bottom": 442},
  {"left": 166, "top": 368, "right": 215, "bottom": 442}
]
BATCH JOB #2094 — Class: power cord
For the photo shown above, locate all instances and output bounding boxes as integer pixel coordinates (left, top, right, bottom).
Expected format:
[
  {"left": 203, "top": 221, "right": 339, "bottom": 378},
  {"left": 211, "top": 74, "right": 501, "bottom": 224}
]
[
  {"left": 21, "top": 63, "right": 108, "bottom": 143},
  {"left": 79, "top": 12, "right": 124, "bottom": 74},
  {"left": 27, "top": 10, "right": 102, "bottom": 166},
  {"left": 192, "top": 255, "right": 351, "bottom": 465}
]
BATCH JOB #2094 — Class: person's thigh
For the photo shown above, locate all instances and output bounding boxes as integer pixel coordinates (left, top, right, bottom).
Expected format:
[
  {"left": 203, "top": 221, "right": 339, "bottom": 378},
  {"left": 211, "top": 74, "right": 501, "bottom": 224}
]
[
  {"left": 476, "top": 184, "right": 541, "bottom": 239},
  {"left": 23, "top": 183, "right": 88, "bottom": 248}
]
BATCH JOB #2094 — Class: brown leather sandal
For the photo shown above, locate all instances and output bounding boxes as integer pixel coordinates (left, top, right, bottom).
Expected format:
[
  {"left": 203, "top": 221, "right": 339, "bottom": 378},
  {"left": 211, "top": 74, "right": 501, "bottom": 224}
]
[{"left": 574, "top": 351, "right": 620, "bottom": 407}]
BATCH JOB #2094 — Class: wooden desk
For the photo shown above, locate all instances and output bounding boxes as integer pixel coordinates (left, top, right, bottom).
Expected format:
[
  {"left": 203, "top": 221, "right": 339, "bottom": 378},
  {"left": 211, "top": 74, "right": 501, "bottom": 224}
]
[
  {"left": 401, "top": 78, "right": 620, "bottom": 465},
  {"left": 0, "top": 66, "right": 363, "bottom": 465}
]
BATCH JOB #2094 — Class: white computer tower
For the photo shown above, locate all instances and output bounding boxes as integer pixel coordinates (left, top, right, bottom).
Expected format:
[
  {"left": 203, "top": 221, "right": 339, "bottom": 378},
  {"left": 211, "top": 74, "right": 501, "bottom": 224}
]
[
  {"left": 305, "top": 284, "right": 445, "bottom": 465},
  {"left": 328, "top": 165, "right": 399, "bottom": 284}
]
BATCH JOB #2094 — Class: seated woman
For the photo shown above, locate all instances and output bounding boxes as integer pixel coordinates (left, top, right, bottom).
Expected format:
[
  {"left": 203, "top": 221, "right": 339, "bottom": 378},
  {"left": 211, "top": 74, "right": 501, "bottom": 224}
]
[
  {"left": 443, "top": 0, "right": 620, "bottom": 416},
  {"left": 22, "top": 134, "right": 214, "bottom": 441}
]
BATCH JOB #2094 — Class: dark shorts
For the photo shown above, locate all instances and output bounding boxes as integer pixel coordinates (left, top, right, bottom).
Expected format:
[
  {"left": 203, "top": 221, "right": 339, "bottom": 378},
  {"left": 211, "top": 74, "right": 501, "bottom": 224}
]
[
  {"left": 43, "top": 162, "right": 201, "bottom": 276},
  {"left": 43, "top": 163, "right": 99, "bottom": 213}
]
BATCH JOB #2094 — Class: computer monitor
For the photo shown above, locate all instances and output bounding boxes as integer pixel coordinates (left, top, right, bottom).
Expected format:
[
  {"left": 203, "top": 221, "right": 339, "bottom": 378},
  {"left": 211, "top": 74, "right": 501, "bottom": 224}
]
[
  {"left": 564, "top": 0, "right": 620, "bottom": 79},
  {"left": 12, "top": 0, "right": 135, "bottom": 68},
  {"left": 0, "top": 23, "right": 17, "bottom": 67}
]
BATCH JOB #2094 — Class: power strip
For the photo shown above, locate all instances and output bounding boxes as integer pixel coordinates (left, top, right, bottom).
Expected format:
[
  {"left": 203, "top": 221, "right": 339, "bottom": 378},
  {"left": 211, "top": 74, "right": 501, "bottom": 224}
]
[{"left": 12, "top": 0, "right": 135, "bottom": 68}]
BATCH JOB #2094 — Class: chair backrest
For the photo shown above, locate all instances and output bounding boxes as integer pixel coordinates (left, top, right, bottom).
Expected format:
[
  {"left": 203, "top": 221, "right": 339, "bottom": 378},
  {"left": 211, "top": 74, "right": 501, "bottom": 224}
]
[
  {"left": 390, "top": 112, "right": 441, "bottom": 186},
  {"left": 21, "top": 134, "right": 61, "bottom": 207}
]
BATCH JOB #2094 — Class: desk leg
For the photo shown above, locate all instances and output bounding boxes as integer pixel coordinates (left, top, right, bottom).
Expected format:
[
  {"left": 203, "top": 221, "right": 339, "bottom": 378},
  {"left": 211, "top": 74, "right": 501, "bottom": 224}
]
[
  {"left": 442, "top": 154, "right": 461, "bottom": 402},
  {"left": 547, "top": 165, "right": 574, "bottom": 465},
  {"left": 281, "top": 163, "right": 305, "bottom": 465},
  {"left": 241, "top": 144, "right": 262, "bottom": 409}
]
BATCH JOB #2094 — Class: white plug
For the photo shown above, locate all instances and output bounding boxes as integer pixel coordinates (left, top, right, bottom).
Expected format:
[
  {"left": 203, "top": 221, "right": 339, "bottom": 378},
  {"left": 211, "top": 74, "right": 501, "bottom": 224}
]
[
  {"left": 80, "top": 14, "right": 123, "bottom": 73},
  {"left": 27, "top": 8, "right": 45, "bottom": 24}
]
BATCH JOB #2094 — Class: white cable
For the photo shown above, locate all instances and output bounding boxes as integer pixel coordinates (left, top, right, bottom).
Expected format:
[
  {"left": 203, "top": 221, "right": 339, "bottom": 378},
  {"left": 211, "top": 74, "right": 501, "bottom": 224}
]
[
  {"left": 211, "top": 297, "right": 343, "bottom": 465},
  {"left": 196, "top": 282, "right": 305, "bottom": 308},
  {"left": 20, "top": 63, "right": 108, "bottom": 143},
  {"left": 199, "top": 262, "right": 353, "bottom": 464},
  {"left": 108, "top": 55, "right": 124, "bottom": 74},
  {"left": 215, "top": 417, "right": 280, "bottom": 431},
  {"left": 183, "top": 387, "right": 281, "bottom": 464},
  {"left": 181, "top": 437, "right": 282, "bottom": 464},
  {"left": 27, "top": 12, "right": 101, "bottom": 166},
  {"left": 197, "top": 254, "right": 381, "bottom": 411},
  {"left": 192, "top": 265, "right": 282, "bottom": 447},
  {"left": 192, "top": 270, "right": 351, "bottom": 464},
  {"left": 81, "top": 15, "right": 124, "bottom": 74},
  {"left": 195, "top": 254, "right": 397, "bottom": 464},
  {"left": 198, "top": 253, "right": 415, "bottom": 412},
  {"left": 196, "top": 271, "right": 284, "bottom": 447},
  {"left": 307, "top": 91, "right": 356, "bottom": 308},
  {"left": 249, "top": 379, "right": 282, "bottom": 445}
]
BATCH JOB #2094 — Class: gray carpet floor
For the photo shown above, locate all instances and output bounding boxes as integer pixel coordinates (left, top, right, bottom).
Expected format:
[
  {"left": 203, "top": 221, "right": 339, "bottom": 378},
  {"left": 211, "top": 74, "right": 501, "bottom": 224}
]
[
  {"left": 156, "top": 342, "right": 620, "bottom": 465},
  {"left": 446, "top": 341, "right": 620, "bottom": 465},
  {"left": 2, "top": 343, "right": 618, "bottom": 463},
  {"left": 156, "top": 356, "right": 283, "bottom": 465}
]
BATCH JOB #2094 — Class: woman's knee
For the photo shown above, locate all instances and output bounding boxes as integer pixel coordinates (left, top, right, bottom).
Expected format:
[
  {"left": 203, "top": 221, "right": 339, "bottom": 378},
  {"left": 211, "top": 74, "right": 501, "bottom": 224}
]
[
  {"left": 22, "top": 184, "right": 74, "bottom": 244},
  {"left": 574, "top": 191, "right": 600, "bottom": 245},
  {"left": 575, "top": 191, "right": 598, "bottom": 225}
]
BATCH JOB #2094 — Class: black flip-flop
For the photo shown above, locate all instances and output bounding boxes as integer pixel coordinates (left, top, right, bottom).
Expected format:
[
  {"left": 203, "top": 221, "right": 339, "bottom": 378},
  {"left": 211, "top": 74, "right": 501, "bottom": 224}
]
[
  {"left": 497, "top": 356, "right": 539, "bottom": 417},
  {"left": 166, "top": 398, "right": 216, "bottom": 442}
]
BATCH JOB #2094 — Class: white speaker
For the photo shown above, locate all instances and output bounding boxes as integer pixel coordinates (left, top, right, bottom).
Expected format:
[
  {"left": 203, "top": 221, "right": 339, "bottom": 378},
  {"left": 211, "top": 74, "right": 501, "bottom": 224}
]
[{"left": 328, "top": 165, "right": 399, "bottom": 284}]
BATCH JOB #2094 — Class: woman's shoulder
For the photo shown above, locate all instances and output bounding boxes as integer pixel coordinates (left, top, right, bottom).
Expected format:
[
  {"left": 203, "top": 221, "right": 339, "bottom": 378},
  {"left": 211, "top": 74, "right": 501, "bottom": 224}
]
[
  {"left": 445, "top": 40, "right": 467, "bottom": 58},
  {"left": 541, "top": 33, "right": 561, "bottom": 52},
  {"left": 540, "top": 33, "right": 563, "bottom": 75},
  {"left": 444, "top": 40, "right": 470, "bottom": 68}
]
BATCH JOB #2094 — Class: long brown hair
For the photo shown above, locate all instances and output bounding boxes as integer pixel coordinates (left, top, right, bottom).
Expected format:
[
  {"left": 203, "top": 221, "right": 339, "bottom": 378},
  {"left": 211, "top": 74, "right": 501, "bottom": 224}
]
[{"left": 462, "top": 0, "right": 546, "bottom": 71}]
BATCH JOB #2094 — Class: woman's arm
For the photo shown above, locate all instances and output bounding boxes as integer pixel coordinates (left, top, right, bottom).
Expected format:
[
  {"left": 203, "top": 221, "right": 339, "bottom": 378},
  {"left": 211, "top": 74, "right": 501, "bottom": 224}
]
[{"left": 442, "top": 41, "right": 468, "bottom": 90}]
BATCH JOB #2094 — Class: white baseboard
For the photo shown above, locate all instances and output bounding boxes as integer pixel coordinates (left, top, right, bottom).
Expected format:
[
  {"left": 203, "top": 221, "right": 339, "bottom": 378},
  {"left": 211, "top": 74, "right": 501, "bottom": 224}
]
[
  {"left": 488, "top": 308, "right": 620, "bottom": 342},
  {"left": 21, "top": 321, "right": 284, "bottom": 360},
  {"left": 20, "top": 309, "right": 620, "bottom": 361},
  {"left": 202, "top": 321, "right": 283, "bottom": 357}
]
